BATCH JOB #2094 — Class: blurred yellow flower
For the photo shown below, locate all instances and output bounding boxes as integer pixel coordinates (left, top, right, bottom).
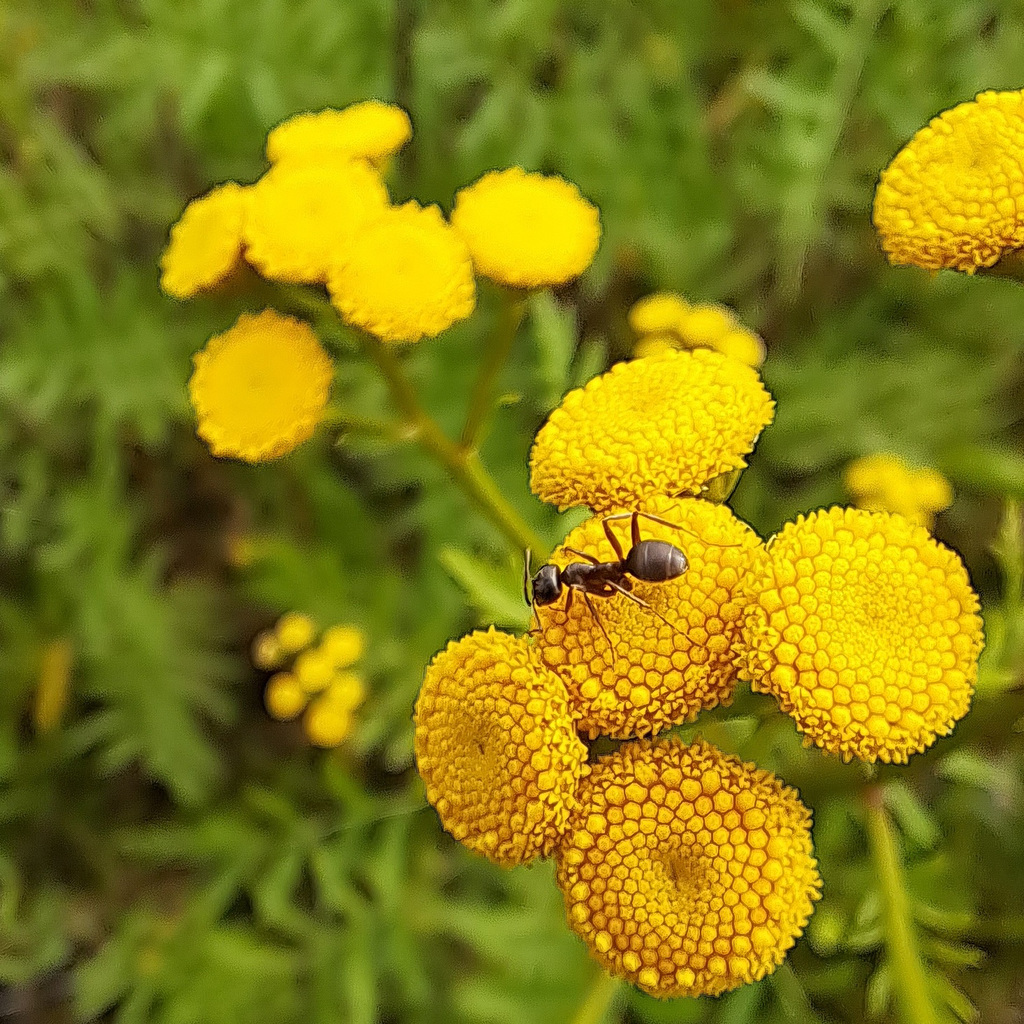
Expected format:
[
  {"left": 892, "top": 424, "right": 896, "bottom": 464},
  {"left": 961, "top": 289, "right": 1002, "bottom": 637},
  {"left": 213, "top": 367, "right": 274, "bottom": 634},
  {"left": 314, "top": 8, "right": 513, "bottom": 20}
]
[
  {"left": 264, "top": 671, "right": 306, "bottom": 721},
  {"left": 451, "top": 167, "right": 600, "bottom": 289},
  {"left": 188, "top": 310, "right": 333, "bottom": 463},
  {"left": 304, "top": 672, "right": 366, "bottom": 748},
  {"left": 321, "top": 624, "right": 365, "bottom": 668},
  {"left": 556, "top": 738, "right": 820, "bottom": 998},
  {"left": 414, "top": 629, "right": 588, "bottom": 866},
  {"left": 267, "top": 101, "right": 412, "bottom": 168},
  {"left": 874, "top": 89, "right": 1024, "bottom": 273},
  {"left": 275, "top": 611, "right": 317, "bottom": 654},
  {"left": 243, "top": 159, "right": 389, "bottom": 283},
  {"left": 160, "top": 183, "right": 248, "bottom": 299},
  {"left": 251, "top": 630, "right": 283, "bottom": 671},
  {"left": 533, "top": 496, "right": 765, "bottom": 739},
  {"left": 844, "top": 453, "right": 953, "bottom": 528},
  {"left": 738, "top": 507, "right": 984, "bottom": 763},
  {"left": 628, "top": 293, "right": 765, "bottom": 367},
  {"left": 328, "top": 202, "right": 475, "bottom": 343},
  {"left": 530, "top": 348, "right": 774, "bottom": 512}
]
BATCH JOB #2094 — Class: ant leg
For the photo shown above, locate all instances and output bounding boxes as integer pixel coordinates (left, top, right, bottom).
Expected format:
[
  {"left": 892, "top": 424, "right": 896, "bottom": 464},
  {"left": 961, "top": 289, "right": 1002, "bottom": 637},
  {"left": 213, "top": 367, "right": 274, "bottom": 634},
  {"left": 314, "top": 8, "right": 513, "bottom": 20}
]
[
  {"left": 600, "top": 518, "right": 626, "bottom": 561},
  {"left": 605, "top": 580, "right": 703, "bottom": 647},
  {"left": 602, "top": 510, "right": 744, "bottom": 548},
  {"left": 580, "top": 589, "right": 614, "bottom": 652},
  {"left": 565, "top": 546, "right": 602, "bottom": 566}
]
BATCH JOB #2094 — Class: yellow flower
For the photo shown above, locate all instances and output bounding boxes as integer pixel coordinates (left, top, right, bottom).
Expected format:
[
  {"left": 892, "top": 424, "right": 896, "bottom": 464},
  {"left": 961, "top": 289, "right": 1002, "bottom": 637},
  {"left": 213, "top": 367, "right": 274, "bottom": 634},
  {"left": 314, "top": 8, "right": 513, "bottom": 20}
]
[
  {"left": 414, "top": 629, "right": 588, "bottom": 867},
  {"left": 267, "top": 101, "right": 412, "bottom": 168},
  {"left": 451, "top": 167, "right": 600, "bottom": 289},
  {"left": 321, "top": 624, "right": 365, "bottom": 668},
  {"left": 556, "top": 738, "right": 821, "bottom": 999},
  {"left": 627, "top": 293, "right": 692, "bottom": 335},
  {"left": 251, "top": 630, "right": 283, "bottom": 671},
  {"left": 533, "top": 496, "right": 765, "bottom": 739},
  {"left": 188, "top": 310, "right": 333, "bottom": 463},
  {"left": 844, "top": 453, "right": 953, "bottom": 528},
  {"left": 294, "top": 646, "right": 335, "bottom": 694},
  {"left": 243, "top": 158, "right": 389, "bottom": 283},
  {"left": 264, "top": 672, "right": 306, "bottom": 721},
  {"left": 628, "top": 294, "right": 765, "bottom": 368},
  {"left": 304, "top": 672, "right": 365, "bottom": 748},
  {"left": 160, "top": 183, "right": 248, "bottom": 299},
  {"left": 530, "top": 349, "right": 775, "bottom": 513},
  {"left": 738, "top": 507, "right": 984, "bottom": 763},
  {"left": 274, "top": 611, "right": 317, "bottom": 654},
  {"left": 873, "top": 89, "right": 1024, "bottom": 273},
  {"left": 327, "top": 202, "right": 475, "bottom": 343}
]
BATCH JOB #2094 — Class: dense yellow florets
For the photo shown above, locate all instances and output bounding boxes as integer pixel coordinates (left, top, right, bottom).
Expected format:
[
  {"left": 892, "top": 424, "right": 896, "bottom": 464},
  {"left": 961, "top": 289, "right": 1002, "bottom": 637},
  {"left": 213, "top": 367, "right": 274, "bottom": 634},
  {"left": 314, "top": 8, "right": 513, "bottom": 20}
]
[
  {"left": 534, "top": 496, "right": 765, "bottom": 739},
  {"left": 267, "top": 101, "right": 412, "bottom": 168},
  {"left": 530, "top": 349, "right": 775, "bottom": 513},
  {"left": 327, "top": 202, "right": 476, "bottom": 343},
  {"left": 873, "top": 89, "right": 1024, "bottom": 272},
  {"left": 188, "top": 310, "right": 333, "bottom": 462},
  {"left": 414, "top": 629, "right": 588, "bottom": 866},
  {"left": 556, "top": 738, "right": 821, "bottom": 998},
  {"left": 738, "top": 507, "right": 983, "bottom": 763},
  {"left": 243, "top": 159, "right": 389, "bottom": 283},
  {"left": 451, "top": 167, "right": 601, "bottom": 289},
  {"left": 844, "top": 453, "right": 953, "bottom": 528},
  {"left": 629, "top": 294, "right": 765, "bottom": 367},
  {"left": 160, "top": 183, "right": 248, "bottom": 299}
]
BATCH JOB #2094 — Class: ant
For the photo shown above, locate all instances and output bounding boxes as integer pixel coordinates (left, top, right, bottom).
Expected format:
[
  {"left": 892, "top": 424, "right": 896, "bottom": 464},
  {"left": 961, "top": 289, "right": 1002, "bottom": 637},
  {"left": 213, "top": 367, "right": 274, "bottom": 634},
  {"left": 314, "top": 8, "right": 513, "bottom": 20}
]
[{"left": 523, "top": 510, "right": 698, "bottom": 649}]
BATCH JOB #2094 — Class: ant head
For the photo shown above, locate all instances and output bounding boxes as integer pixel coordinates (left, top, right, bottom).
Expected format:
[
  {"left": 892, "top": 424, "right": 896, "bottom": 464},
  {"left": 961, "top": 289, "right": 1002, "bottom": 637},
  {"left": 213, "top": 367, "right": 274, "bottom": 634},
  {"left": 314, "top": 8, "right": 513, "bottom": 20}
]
[{"left": 531, "top": 564, "right": 562, "bottom": 606}]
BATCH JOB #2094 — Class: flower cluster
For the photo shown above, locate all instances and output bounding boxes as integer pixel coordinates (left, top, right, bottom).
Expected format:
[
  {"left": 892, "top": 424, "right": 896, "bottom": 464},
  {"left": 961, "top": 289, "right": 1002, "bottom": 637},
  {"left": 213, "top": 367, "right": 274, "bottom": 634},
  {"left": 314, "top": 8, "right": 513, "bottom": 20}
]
[
  {"left": 254, "top": 612, "right": 366, "bottom": 748},
  {"left": 163, "top": 100, "right": 601, "bottom": 463},
  {"left": 629, "top": 292, "right": 766, "bottom": 367},
  {"left": 874, "top": 89, "right": 1024, "bottom": 273},
  {"left": 844, "top": 453, "right": 953, "bottom": 528},
  {"left": 415, "top": 274, "right": 984, "bottom": 996}
]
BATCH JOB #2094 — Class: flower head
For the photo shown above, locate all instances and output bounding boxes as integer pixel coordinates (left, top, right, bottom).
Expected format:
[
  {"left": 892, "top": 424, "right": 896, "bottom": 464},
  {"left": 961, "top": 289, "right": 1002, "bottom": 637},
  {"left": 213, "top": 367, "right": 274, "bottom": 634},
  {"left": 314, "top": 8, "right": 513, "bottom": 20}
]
[
  {"left": 556, "top": 737, "right": 821, "bottom": 999},
  {"left": 414, "top": 629, "right": 588, "bottom": 866},
  {"left": 844, "top": 453, "right": 953, "bottom": 528},
  {"left": 530, "top": 349, "right": 774, "bottom": 513},
  {"left": 327, "top": 202, "right": 475, "bottom": 342},
  {"left": 628, "top": 294, "right": 765, "bottom": 368},
  {"left": 188, "top": 310, "right": 333, "bottom": 462},
  {"left": 243, "top": 159, "right": 389, "bottom": 283},
  {"left": 304, "top": 672, "right": 365, "bottom": 747},
  {"left": 451, "top": 167, "right": 600, "bottom": 289},
  {"left": 160, "top": 183, "right": 248, "bottom": 299},
  {"left": 533, "top": 496, "right": 765, "bottom": 739},
  {"left": 275, "top": 611, "right": 317, "bottom": 654},
  {"left": 267, "top": 101, "right": 412, "bottom": 168},
  {"left": 738, "top": 507, "right": 983, "bottom": 763},
  {"left": 873, "top": 89, "right": 1024, "bottom": 272}
]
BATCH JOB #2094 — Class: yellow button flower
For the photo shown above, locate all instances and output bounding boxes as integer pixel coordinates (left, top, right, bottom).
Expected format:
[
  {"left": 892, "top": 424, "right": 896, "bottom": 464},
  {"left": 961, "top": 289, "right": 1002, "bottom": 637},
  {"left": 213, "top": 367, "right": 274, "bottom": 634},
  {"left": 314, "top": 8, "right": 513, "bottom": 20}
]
[
  {"left": 530, "top": 348, "right": 775, "bottom": 513},
  {"left": 738, "top": 507, "right": 984, "bottom": 763},
  {"left": 243, "top": 158, "right": 389, "bottom": 283},
  {"left": 874, "top": 89, "right": 1024, "bottom": 273},
  {"left": 274, "top": 611, "right": 317, "bottom": 654},
  {"left": 160, "top": 182, "right": 248, "bottom": 299},
  {"left": 628, "top": 294, "right": 765, "bottom": 368},
  {"left": 451, "top": 167, "right": 600, "bottom": 289},
  {"left": 556, "top": 738, "right": 821, "bottom": 999},
  {"left": 327, "top": 202, "right": 476, "bottom": 343},
  {"left": 321, "top": 624, "right": 365, "bottom": 668},
  {"left": 532, "top": 496, "right": 765, "bottom": 739},
  {"left": 188, "top": 310, "right": 333, "bottom": 463},
  {"left": 267, "top": 101, "right": 412, "bottom": 168},
  {"left": 414, "top": 629, "right": 588, "bottom": 867},
  {"left": 844, "top": 453, "right": 953, "bottom": 529},
  {"left": 304, "top": 672, "right": 366, "bottom": 748},
  {"left": 251, "top": 630, "right": 283, "bottom": 671},
  {"left": 264, "top": 672, "right": 306, "bottom": 721}
]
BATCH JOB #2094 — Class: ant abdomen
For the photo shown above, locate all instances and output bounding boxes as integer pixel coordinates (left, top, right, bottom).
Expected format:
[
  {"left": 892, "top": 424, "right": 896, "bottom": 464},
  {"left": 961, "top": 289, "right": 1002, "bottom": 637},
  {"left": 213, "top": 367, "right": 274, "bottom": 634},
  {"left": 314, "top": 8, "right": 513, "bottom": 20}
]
[{"left": 623, "top": 539, "right": 688, "bottom": 583}]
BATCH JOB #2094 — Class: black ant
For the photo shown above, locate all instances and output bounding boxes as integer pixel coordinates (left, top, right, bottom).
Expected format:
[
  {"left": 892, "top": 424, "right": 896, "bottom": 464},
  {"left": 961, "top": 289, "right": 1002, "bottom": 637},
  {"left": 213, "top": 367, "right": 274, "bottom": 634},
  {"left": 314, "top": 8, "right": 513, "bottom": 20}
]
[{"left": 523, "top": 510, "right": 698, "bottom": 648}]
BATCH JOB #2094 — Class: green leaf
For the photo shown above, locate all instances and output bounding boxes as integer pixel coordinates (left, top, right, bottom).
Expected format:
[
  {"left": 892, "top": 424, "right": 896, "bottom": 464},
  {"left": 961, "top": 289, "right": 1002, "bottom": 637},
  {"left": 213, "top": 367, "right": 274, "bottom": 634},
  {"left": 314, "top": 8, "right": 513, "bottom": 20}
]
[{"left": 438, "top": 545, "right": 532, "bottom": 630}]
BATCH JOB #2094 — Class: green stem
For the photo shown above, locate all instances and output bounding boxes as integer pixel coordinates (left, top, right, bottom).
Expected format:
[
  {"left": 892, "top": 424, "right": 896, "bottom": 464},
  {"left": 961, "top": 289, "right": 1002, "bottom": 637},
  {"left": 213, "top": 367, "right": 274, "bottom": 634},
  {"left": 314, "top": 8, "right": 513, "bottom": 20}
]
[
  {"left": 357, "top": 330, "right": 546, "bottom": 557},
  {"left": 461, "top": 290, "right": 527, "bottom": 450},
  {"left": 570, "top": 969, "right": 619, "bottom": 1024},
  {"left": 321, "top": 406, "right": 408, "bottom": 442},
  {"left": 863, "top": 786, "right": 939, "bottom": 1024}
]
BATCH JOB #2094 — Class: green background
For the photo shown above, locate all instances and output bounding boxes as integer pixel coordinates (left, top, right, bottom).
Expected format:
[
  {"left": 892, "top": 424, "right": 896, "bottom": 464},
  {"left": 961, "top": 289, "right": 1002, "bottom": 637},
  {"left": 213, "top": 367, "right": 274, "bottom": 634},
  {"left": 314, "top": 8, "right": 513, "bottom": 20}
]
[{"left": 2, "top": 1, "right": 1023, "bottom": 1021}]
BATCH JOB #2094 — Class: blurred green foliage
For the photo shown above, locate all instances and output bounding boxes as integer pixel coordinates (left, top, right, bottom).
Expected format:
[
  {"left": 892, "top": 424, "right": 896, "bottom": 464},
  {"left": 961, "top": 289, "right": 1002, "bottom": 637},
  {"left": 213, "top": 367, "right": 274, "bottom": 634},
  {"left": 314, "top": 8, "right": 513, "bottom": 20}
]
[{"left": 2, "top": 0, "right": 1024, "bottom": 1021}]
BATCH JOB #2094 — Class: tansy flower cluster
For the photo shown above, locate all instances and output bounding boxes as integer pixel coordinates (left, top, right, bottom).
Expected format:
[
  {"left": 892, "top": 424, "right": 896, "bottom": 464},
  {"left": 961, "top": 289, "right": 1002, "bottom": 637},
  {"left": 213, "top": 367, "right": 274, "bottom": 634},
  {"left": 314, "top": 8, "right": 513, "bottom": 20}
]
[
  {"left": 844, "top": 453, "right": 953, "bottom": 528},
  {"left": 254, "top": 612, "right": 366, "bottom": 748},
  {"left": 415, "top": 300, "right": 984, "bottom": 997},
  {"left": 628, "top": 292, "right": 766, "bottom": 367},
  {"left": 874, "top": 88, "right": 1024, "bottom": 274},
  {"left": 162, "top": 100, "right": 601, "bottom": 462}
]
